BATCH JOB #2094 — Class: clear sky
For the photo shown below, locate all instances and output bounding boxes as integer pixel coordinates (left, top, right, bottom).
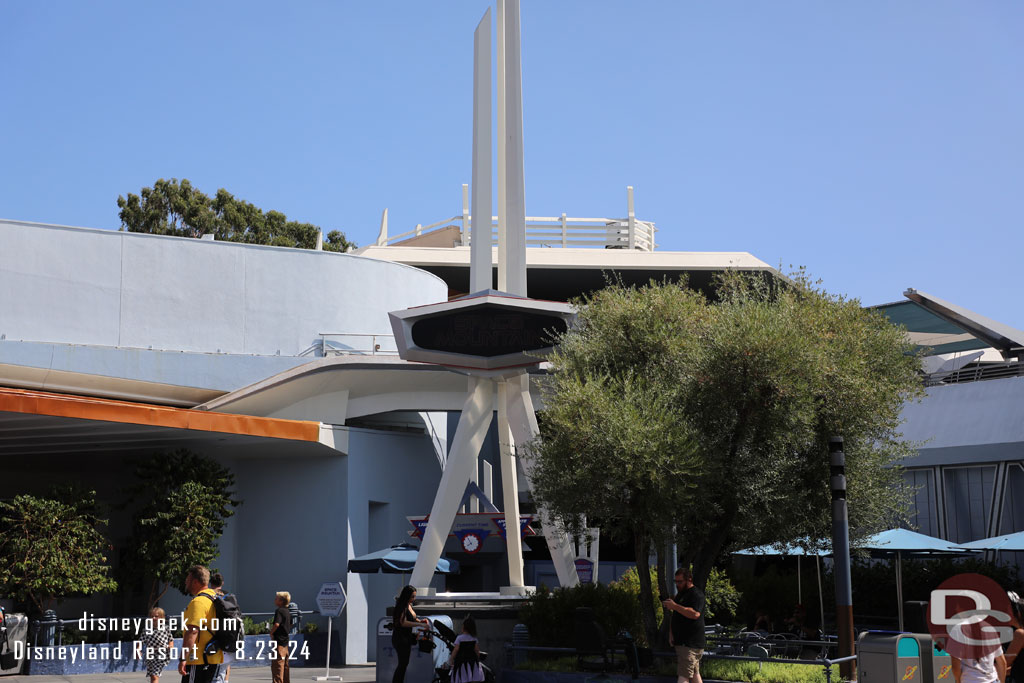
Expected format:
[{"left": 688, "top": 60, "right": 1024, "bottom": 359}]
[{"left": 2, "top": 2, "right": 1022, "bottom": 327}]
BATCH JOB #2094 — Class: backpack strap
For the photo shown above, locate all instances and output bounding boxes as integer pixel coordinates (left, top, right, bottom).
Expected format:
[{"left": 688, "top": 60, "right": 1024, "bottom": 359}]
[{"left": 195, "top": 592, "right": 220, "bottom": 665}]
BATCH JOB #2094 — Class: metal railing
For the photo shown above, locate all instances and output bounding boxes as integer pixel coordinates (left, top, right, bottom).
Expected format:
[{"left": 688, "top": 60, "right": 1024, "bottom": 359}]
[
  {"left": 375, "top": 185, "right": 658, "bottom": 252},
  {"left": 318, "top": 333, "right": 399, "bottom": 357},
  {"left": 923, "top": 359, "right": 1024, "bottom": 387},
  {"left": 503, "top": 640, "right": 855, "bottom": 683}
]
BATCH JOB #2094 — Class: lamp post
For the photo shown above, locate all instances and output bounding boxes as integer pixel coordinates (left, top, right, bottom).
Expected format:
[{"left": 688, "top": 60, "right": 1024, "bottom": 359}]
[{"left": 830, "top": 436, "right": 856, "bottom": 681}]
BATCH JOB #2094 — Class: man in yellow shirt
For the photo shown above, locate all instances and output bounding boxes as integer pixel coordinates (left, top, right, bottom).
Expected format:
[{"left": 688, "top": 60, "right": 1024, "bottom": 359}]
[{"left": 178, "top": 565, "right": 223, "bottom": 683}]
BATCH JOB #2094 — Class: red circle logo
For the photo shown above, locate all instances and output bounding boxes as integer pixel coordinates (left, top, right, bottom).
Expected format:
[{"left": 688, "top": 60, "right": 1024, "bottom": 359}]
[{"left": 927, "top": 573, "right": 1014, "bottom": 661}]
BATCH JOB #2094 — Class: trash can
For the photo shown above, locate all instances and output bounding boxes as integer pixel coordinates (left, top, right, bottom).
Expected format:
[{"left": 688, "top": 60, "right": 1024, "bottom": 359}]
[
  {"left": 0, "top": 611, "right": 29, "bottom": 675},
  {"left": 912, "top": 635, "right": 953, "bottom": 682},
  {"left": 376, "top": 615, "right": 453, "bottom": 683},
  {"left": 857, "top": 631, "right": 923, "bottom": 683}
]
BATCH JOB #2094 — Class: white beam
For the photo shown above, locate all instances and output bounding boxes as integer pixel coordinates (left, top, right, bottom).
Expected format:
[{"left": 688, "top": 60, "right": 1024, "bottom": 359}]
[
  {"left": 502, "top": 0, "right": 527, "bottom": 296},
  {"left": 470, "top": 8, "right": 493, "bottom": 293},
  {"left": 498, "top": 381, "right": 525, "bottom": 590},
  {"left": 506, "top": 374, "right": 580, "bottom": 587},
  {"left": 496, "top": 0, "right": 508, "bottom": 291},
  {"left": 410, "top": 377, "right": 495, "bottom": 590}
]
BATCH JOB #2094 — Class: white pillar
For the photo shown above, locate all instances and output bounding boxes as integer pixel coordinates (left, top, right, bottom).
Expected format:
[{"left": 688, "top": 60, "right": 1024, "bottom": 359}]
[
  {"left": 410, "top": 377, "right": 495, "bottom": 591},
  {"left": 506, "top": 374, "right": 580, "bottom": 587},
  {"left": 470, "top": 8, "right": 493, "bottom": 293},
  {"left": 498, "top": 380, "right": 526, "bottom": 592},
  {"left": 502, "top": 0, "right": 527, "bottom": 296},
  {"left": 496, "top": 0, "right": 508, "bottom": 292}
]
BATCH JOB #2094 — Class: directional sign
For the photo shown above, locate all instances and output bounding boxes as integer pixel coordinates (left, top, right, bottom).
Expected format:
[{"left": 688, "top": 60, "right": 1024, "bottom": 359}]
[{"left": 316, "top": 582, "right": 347, "bottom": 617}]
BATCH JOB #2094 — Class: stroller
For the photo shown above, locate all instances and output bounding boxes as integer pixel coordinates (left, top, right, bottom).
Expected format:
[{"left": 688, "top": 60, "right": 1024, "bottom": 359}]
[{"left": 425, "top": 620, "right": 494, "bottom": 683}]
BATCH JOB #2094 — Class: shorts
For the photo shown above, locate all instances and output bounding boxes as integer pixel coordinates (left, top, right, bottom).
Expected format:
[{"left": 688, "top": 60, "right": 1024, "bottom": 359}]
[
  {"left": 674, "top": 645, "right": 703, "bottom": 679},
  {"left": 181, "top": 664, "right": 220, "bottom": 683}
]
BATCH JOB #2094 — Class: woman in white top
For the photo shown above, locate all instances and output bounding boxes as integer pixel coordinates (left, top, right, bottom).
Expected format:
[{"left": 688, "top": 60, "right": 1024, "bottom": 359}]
[{"left": 951, "top": 649, "right": 1006, "bottom": 683}]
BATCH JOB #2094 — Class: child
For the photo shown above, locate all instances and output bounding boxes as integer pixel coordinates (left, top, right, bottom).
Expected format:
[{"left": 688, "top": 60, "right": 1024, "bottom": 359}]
[
  {"left": 448, "top": 616, "right": 485, "bottom": 683},
  {"left": 142, "top": 607, "right": 174, "bottom": 683}
]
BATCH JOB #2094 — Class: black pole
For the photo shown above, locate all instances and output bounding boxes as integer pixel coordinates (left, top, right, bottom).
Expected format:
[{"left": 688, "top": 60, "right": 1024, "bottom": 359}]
[{"left": 830, "top": 436, "right": 855, "bottom": 681}]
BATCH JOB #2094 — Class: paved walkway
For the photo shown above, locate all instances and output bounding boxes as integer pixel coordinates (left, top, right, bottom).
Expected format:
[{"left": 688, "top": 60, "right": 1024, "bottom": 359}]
[{"left": 0, "top": 664, "right": 376, "bottom": 683}]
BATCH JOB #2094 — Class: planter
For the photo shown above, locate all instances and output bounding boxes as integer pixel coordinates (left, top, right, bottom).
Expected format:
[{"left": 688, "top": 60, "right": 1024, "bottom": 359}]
[{"left": 303, "top": 631, "right": 342, "bottom": 667}]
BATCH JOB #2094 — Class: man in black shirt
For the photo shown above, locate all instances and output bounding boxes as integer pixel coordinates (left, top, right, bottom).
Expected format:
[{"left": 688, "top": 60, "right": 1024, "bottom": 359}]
[
  {"left": 270, "top": 591, "right": 292, "bottom": 683},
  {"left": 662, "top": 568, "right": 705, "bottom": 683}
]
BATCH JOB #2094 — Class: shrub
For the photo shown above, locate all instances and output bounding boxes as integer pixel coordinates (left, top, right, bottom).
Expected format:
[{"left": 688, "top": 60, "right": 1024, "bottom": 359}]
[{"left": 519, "top": 582, "right": 641, "bottom": 647}]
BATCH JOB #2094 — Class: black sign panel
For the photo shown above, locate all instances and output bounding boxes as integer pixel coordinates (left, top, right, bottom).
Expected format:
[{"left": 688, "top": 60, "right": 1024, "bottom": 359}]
[{"left": 410, "top": 305, "right": 568, "bottom": 358}]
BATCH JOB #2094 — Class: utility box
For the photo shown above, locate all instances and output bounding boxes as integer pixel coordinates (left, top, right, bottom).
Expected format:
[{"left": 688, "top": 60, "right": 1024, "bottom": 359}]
[
  {"left": 376, "top": 615, "right": 453, "bottom": 683},
  {"left": 857, "top": 631, "right": 923, "bottom": 683},
  {"left": 912, "top": 635, "right": 953, "bottom": 682}
]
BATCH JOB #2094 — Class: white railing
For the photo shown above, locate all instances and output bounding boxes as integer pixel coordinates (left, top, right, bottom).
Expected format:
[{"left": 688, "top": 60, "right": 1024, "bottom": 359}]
[
  {"left": 318, "top": 333, "right": 399, "bottom": 357},
  {"left": 375, "top": 185, "right": 658, "bottom": 251}
]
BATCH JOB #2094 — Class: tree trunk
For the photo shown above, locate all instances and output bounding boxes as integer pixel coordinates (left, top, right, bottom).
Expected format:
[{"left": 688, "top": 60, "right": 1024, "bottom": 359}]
[
  {"left": 655, "top": 541, "right": 672, "bottom": 648},
  {"left": 634, "top": 531, "right": 658, "bottom": 647}
]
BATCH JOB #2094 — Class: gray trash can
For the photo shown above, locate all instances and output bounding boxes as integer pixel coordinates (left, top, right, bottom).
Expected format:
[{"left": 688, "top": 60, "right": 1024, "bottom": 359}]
[
  {"left": 0, "top": 612, "right": 29, "bottom": 675},
  {"left": 376, "top": 615, "right": 453, "bottom": 683},
  {"left": 857, "top": 631, "right": 923, "bottom": 683},
  {"left": 912, "top": 634, "right": 953, "bottom": 683}
]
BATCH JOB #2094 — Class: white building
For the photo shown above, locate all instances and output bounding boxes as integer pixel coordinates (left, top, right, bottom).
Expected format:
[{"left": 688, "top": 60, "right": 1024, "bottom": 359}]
[{"left": 0, "top": 212, "right": 776, "bottom": 663}]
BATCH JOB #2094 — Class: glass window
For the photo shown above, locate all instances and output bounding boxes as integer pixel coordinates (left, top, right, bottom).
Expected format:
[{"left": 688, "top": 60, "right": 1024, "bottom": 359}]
[
  {"left": 943, "top": 466, "right": 996, "bottom": 543},
  {"left": 999, "top": 463, "right": 1024, "bottom": 535},
  {"left": 903, "top": 469, "right": 937, "bottom": 537}
]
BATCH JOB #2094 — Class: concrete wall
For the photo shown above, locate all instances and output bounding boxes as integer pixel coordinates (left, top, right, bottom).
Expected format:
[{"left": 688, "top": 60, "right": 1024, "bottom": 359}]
[
  {"left": 0, "top": 219, "right": 447, "bottom": 357},
  {"left": 900, "top": 376, "right": 1024, "bottom": 452},
  {"left": 343, "top": 427, "right": 445, "bottom": 664}
]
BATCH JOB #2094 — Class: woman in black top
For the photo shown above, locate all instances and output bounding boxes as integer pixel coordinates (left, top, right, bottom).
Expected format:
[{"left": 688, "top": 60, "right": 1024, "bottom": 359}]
[{"left": 392, "top": 586, "right": 429, "bottom": 683}]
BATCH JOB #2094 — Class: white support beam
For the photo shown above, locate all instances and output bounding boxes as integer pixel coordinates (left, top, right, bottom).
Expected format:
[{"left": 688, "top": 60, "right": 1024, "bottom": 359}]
[
  {"left": 496, "top": 0, "right": 508, "bottom": 292},
  {"left": 410, "top": 377, "right": 495, "bottom": 590},
  {"left": 498, "top": 380, "right": 526, "bottom": 591},
  {"left": 505, "top": 374, "right": 580, "bottom": 587},
  {"left": 502, "top": 0, "right": 527, "bottom": 296},
  {"left": 470, "top": 8, "right": 493, "bottom": 293}
]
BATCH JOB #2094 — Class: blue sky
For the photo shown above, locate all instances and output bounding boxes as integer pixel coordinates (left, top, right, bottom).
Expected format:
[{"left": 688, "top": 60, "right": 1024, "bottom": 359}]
[{"left": 2, "top": 2, "right": 1022, "bottom": 327}]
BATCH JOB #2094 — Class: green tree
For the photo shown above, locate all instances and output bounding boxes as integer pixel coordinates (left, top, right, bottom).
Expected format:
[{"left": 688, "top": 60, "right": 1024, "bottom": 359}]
[
  {"left": 527, "top": 282, "right": 704, "bottom": 645},
  {"left": 117, "top": 178, "right": 355, "bottom": 252},
  {"left": 528, "top": 274, "right": 923, "bottom": 644},
  {"left": 0, "top": 491, "right": 118, "bottom": 613},
  {"left": 123, "top": 449, "right": 241, "bottom": 608}
]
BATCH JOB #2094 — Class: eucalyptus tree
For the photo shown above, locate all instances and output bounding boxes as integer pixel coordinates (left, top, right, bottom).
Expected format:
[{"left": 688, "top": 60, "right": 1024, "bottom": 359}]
[{"left": 117, "top": 178, "right": 354, "bottom": 252}]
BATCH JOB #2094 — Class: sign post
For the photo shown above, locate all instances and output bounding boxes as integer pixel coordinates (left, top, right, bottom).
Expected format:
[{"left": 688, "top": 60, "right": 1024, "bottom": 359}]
[{"left": 313, "top": 582, "right": 347, "bottom": 682}]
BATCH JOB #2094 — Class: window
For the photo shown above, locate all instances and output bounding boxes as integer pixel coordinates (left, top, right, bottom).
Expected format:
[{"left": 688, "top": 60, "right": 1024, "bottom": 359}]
[
  {"left": 903, "top": 469, "right": 938, "bottom": 537},
  {"left": 999, "top": 463, "right": 1024, "bottom": 535},
  {"left": 943, "top": 466, "right": 996, "bottom": 543}
]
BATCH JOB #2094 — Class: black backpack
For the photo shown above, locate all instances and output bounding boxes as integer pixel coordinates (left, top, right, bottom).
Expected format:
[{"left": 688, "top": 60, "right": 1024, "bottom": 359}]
[{"left": 198, "top": 592, "right": 246, "bottom": 658}]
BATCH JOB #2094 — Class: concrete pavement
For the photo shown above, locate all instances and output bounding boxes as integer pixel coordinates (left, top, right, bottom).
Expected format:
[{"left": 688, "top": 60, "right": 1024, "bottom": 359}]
[{"left": 0, "top": 664, "right": 376, "bottom": 683}]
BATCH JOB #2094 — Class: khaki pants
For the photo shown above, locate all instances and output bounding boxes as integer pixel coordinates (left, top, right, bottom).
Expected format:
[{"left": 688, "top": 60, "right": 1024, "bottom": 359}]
[
  {"left": 675, "top": 645, "right": 703, "bottom": 679},
  {"left": 271, "top": 645, "right": 290, "bottom": 683}
]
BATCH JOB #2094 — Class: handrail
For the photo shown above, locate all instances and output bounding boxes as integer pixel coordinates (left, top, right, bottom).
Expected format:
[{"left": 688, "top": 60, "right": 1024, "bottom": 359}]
[
  {"left": 380, "top": 215, "right": 657, "bottom": 251},
  {"left": 924, "top": 359, "right": 1024, "bottom": 387},
  {"left": 375, "top": 185, "right": 659, "bottom": 251},
  {"left": 319, "top": 333, "right": 399, "bottom": 357}
]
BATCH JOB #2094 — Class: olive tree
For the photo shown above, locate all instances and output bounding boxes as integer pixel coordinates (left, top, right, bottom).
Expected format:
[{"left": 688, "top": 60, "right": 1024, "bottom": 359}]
[{"left": 528, "top": 273, "right": 923, "bottom": 644}]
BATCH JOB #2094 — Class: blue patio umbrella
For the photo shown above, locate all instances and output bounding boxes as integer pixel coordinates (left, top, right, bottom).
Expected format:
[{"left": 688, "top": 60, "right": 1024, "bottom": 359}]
[
  {"left": 347, "top": 543, "right": 460, "bottom": 575},
  {"left": 955, "top": 530, "right": 1024, "bottom": 552},
  {"left": 855, "top": 528, "right": 969, "bottom": 632}
]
